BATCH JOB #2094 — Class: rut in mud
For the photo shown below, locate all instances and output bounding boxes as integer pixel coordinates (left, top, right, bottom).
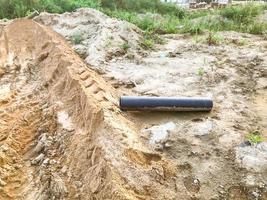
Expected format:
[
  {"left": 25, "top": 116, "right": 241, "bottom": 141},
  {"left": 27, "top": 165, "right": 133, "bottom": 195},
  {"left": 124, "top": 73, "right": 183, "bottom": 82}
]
[{"left": 0, "top": 8, "right": 267, "bottom": 200}]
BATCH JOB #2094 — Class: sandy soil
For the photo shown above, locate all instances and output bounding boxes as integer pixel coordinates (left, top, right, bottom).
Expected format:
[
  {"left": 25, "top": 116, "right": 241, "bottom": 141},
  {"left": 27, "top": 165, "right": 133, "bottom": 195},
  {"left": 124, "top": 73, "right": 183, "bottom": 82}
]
[{"left": 0, "top": 9, "right": 266, "bottom": 200}]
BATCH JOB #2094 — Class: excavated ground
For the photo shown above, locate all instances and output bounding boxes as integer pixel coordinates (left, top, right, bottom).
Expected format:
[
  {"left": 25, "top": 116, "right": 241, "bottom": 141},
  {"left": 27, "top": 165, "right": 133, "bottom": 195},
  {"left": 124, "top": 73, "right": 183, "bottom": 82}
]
[
  {"left": 0, "top": 19, "right": 179, "bottom": 200},
  {"left": 0, "top": 9, "right": 267, "bottom": 200}
]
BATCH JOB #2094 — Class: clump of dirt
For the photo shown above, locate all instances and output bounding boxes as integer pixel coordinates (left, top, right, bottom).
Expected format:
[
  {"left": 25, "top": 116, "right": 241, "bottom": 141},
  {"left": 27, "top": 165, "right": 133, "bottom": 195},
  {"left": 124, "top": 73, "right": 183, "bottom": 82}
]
[{"left": 35, "top": 8, "right": 144, "bottom": 70}]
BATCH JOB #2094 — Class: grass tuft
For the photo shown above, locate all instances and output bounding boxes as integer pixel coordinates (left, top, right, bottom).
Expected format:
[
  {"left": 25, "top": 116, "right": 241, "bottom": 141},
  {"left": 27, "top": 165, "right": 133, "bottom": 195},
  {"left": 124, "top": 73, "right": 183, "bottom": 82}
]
[
  {"left": 71, "top": 34, "right": 83, "bottom": 45},
  {"left": 121, "top": 42, "right": 130, "bottom": 51},
  {"left": 246, "top": 131, "right": 264, "bottom": 145}
]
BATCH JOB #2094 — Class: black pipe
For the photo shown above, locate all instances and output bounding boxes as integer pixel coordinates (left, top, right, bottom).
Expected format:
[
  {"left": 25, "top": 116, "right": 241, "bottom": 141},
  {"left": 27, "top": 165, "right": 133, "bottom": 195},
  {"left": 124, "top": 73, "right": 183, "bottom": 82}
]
[{"left": 120, "top": 96, "right": 213, "bottom": 112}]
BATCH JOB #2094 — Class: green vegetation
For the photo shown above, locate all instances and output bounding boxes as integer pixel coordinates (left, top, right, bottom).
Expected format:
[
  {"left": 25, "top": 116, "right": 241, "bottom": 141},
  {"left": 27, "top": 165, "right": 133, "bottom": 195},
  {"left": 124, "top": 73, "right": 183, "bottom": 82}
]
[
  {"left": 206, "top": 31, "right": 224, "bottom": 45},
  {"left": 0, "top": 0, "right": 101, "bottom": 19},
  {"left": 237, "top": 38, "right": 247, "bottom": 46},
  {"left": 121, "top": 42, "right": 130, "bottom": 51},
  {"left": 197, "top": 67, "right": 205, "bottom": 76},
  {"left": 246, "top": 131, "right": 264, "bottom": 145},
  {"left": 104, "top": 3, "right": 267, "bottom": 35},
  {"left": 71, "top": 34, "right": 83, "bottom": 44},
  {"left": 220, "top": 3, "right": 261, "bottom": 23},
  {"left": 0, "top": 0, "right": 266, "bottom": 37},
  {"left": 142, "top": 38, "right": 154, "bottom": 49},
  {"left": 101, "top": 0, "right": 187, "bottom": 18}
]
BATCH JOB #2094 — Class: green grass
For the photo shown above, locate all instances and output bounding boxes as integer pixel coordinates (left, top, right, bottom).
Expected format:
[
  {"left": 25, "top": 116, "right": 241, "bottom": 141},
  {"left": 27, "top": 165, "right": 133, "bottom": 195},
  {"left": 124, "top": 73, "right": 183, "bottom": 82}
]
[
  {"left": 121, "top": 42, "right": 130, "bottom": 51},
  {"left": 206, "top": 31, "right": 224, "bottom": 45},
  {"left": 105, "top": 3, "right": 267, "bottom": 36},
  {"left": 246, "top": 131, "right": 264, "bottom": 145},
  {"left": 220, "top": 3, "right": 262, "bottom": 23},
  {"left": 0, "top": 0, "right": 101, "bottom": 19},
  {"left": 71, "top": 34, "right": 83, "bottom": 44},
  {"left": 101, "top": 0, "right": 187, "bottom": 18},
  {"left": 0, "top": 0, "right": 266, "bottom": 38},
  {"left": 197, "top": 67, "right": 205, "bottom": 76}
]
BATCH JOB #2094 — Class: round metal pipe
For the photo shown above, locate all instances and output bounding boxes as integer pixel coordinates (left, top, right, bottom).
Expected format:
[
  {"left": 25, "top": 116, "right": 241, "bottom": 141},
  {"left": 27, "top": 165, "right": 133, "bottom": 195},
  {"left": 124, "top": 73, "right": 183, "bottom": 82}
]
[{"left": 120, "top": 96, "right": 213, "bottom": 112}]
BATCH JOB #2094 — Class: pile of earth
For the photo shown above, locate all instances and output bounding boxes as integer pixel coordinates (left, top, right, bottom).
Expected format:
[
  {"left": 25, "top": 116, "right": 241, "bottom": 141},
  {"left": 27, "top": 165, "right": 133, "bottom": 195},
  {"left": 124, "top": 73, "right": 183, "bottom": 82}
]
[{"left": 35, "top": 8, "right": 144, "bottom": 70}]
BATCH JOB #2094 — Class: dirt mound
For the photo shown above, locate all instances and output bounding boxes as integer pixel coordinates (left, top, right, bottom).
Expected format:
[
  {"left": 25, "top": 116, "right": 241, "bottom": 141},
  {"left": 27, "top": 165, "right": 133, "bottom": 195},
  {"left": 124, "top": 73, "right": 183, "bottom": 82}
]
[
  {"left": 35, "top": 8, "right": 143, "bottom": 70},
  {"left": 0, "top": 19, "right": 182, "bottom": 200}
]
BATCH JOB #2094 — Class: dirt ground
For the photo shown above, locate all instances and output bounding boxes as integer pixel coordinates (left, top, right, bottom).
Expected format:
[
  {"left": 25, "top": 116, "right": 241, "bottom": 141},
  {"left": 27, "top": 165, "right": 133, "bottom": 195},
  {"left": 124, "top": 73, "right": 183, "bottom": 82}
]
[{"left": 0, "top": 9, "right": 266, "bottom": 200}]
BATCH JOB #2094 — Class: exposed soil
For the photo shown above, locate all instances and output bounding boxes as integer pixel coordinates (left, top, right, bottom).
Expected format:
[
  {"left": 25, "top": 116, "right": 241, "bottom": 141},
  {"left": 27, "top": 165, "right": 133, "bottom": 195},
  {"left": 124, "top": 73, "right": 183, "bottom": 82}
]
[{"left": 0, "top": 9, "right": 266, "bottom": 200}]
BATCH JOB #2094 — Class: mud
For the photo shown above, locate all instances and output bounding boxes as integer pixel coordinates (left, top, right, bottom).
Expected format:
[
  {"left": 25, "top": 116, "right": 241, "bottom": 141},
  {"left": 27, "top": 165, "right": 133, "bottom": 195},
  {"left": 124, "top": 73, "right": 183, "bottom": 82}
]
[{"left": 0, "top": 8, "right": 267, "bottom": 200}]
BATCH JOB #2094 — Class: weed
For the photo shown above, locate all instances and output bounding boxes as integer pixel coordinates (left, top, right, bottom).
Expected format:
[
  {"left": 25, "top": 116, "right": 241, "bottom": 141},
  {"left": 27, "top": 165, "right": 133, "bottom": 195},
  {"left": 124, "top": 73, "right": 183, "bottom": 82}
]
[
  {"left": 247, "top": 21, "right": 267, "bottom": 35},
  {"left": 181, "top": 19, "right": 205, "bottom": 35},
  {"left": 206, "top": 32, "right": 224, "bottom": 46},
  {"left": 141, "top": 31, "right": 165, "bottom": 49},
  {"left": 101, "top": 0, "right": 187, "bottom": 18},
  {"left": 237, "top": 38, "right": 247, "bottom": 46},
  {"left": 246, "top": 131, "right": 264, "bottom": 145},
  {"left": 197, "top": 67, "right": 205, "bottom": 76},
  {"left": 71, "top": 34, "right": 83, "bottom": 45},
  {"left": 220, "top": 3, "right": 262, "bottom": 24},
  {"left": 192, "top": 35, "right": 205, "bottom": 44},
  {"left": 121, "top": 42, "right": 130, "bottom": 51},
  {"left": 142, "top": 39, "right": 154, "bottom": 49}
]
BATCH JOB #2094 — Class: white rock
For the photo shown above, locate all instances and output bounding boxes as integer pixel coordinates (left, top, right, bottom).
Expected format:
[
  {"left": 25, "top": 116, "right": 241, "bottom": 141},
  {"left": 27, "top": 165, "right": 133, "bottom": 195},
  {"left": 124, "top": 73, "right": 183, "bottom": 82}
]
[
  {"left": 43, "top": 158, "right": 50, "bottom": 165},
  {"left": 32, "top": 153, "right": 45, "bottom": 165},
  {"left": 235, "top": 142, "right": 267, "bottom": 173},
  {"left": 144, "top": 122, "right": 176, "bottom": 145},
  {"left": 57, "top": 110, "right": 75, "bottom": 131},
  {"left": 194, "top": 120, "right": 213, "bottom": 136}
]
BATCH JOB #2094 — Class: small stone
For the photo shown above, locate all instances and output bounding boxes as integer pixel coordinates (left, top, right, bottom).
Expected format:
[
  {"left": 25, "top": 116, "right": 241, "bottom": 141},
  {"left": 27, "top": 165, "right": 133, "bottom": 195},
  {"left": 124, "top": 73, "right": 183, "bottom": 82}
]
[
  {"left": 0, "top": 178, "right": 6, "bottom": 186},
  {"left": 258, "top": 182, "right": 265, "bottom": 188},
  {"left": 75, "top": 181, "right": 83, "bottom": 188},
  {"left": 193, "top": 179, "right": 199, "bottom": 184},
  {"left": 164, "top": 142, "right": 172, "bottom": 148},
  {"left": 194, "top": 120, "right": 213, "bottom": 136},
  {"left": 0, "top": 68, "right": 5, "bottom": 77},
  {"left": 61, "top": 165, "right": 68, "bottom": 174},
  {"left": 43, "top": 158, "right": 50, "bottom": 165},
  {"left": 217, "top": 95, "right": 225, "bottom": 102},
  {"left": 252, "top": 191, "right": 260, "bottom": 198},
  {"left": 49, "top": 159, "right": 57, "bottom": 165},
  {"left": 31, "top": 153, "right": 45, "bottom": 165},
  {"left": 219, "top": 190, "right": 225, "bottom": 194},
  {"left": 1, "top": 144, "right": 9, "bottom": 152}
]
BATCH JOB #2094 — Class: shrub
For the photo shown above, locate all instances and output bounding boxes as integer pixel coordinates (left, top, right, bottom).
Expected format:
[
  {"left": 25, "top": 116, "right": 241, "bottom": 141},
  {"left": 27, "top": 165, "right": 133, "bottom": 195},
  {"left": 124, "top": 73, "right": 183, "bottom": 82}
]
[
  {"left": 0, "top": 0, "right": 101, "bottom": 18},
  {"left": 247, "top": 21, "right": 267, "bottom": 35},
  {"left": 181, "top": 19, "right": 205, "bottom": 35},
  {"left": 220, "top": 3, "right": 262, "bottom": 24},
  {"left": 101, "top": 0, "right": 187, "bottom": 19},
  {"left": 142, "top": 39, "right": 154, "bottom": 49},
  {"left": 0, "top": 0, "right": 38, "bottom": 19}
]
